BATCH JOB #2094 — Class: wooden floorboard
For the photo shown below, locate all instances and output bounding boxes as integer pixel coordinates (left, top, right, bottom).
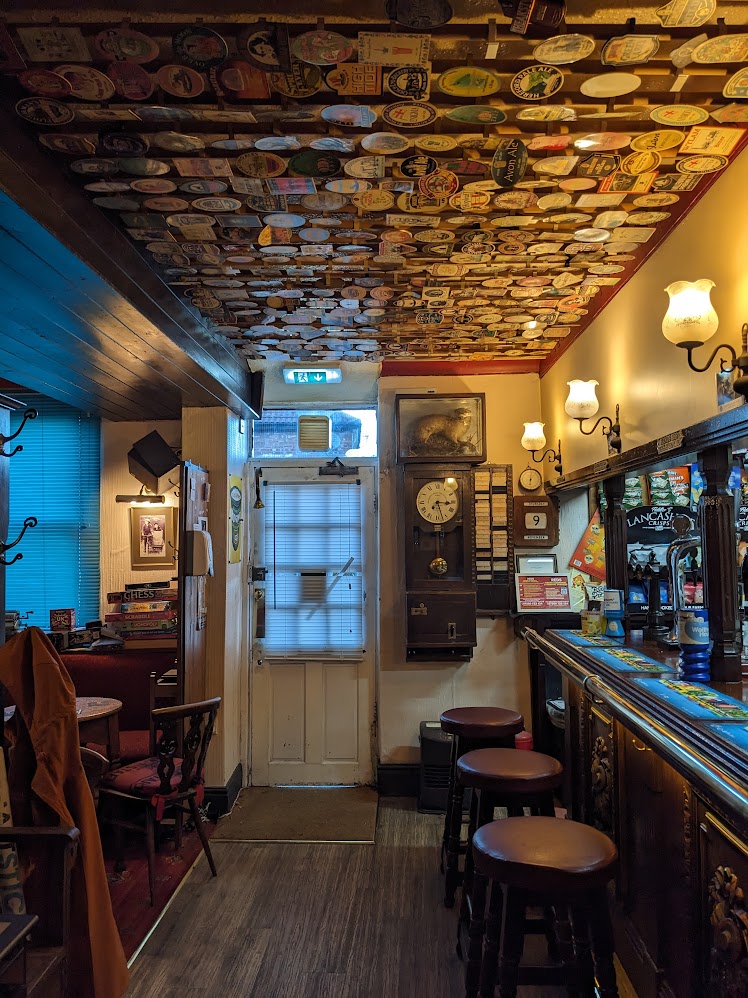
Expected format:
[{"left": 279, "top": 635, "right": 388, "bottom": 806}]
[{"left": 125, "top": 799, "right": 632, "bottom": 998}]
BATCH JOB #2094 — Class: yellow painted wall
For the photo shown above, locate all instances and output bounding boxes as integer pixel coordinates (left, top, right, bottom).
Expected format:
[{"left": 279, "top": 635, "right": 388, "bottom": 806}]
[
  {"left": 182, "top": 407, "right": 249, "bottom": 787},
  {"left": 378, "top": 373, "right": 543, "bottom": 764},
  {"left": 99, "top": 419, "right": 180, "bottom": 612},
  {"left": 540, "top": 148, "right": 748, "bottom": 474}
]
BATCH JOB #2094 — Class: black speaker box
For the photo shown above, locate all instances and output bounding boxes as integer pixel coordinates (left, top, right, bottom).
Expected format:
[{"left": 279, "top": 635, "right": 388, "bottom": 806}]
[{"left": 127, "top": 431, "right": 179, "bottom": 492}]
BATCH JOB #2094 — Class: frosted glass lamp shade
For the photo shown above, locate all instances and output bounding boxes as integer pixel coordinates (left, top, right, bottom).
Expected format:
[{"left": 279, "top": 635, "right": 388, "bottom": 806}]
[
  {"left": 565, "top": 380, "right": 600, "bottom": 419},
  {"left": 662, "top": 279, "right": 718, "bottom": 347},
  {"left": 521, "top": 422, "right": 547, "bottom": 451}
]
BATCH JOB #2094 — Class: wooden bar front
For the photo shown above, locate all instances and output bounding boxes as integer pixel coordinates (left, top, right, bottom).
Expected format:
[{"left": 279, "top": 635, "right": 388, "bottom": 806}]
[{"left": 524, "top": 627, "right": 748, "bottom": 998}]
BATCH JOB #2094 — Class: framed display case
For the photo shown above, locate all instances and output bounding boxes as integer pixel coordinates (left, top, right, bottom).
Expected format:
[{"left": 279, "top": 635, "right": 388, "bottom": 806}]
[{"left": 395, "top": 393, "right": 486, "bottom": 464}]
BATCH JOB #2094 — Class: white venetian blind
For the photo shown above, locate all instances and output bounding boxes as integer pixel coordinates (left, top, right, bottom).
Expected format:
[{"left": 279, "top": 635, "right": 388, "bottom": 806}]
[{"left": 262, "top": 482, "right": 364, "bottom": 659}]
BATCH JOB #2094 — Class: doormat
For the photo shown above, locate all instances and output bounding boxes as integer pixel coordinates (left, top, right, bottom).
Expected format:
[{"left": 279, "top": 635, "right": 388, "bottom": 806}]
[{"left": 212, "top": 786, "right": 379, "bottom": 843}]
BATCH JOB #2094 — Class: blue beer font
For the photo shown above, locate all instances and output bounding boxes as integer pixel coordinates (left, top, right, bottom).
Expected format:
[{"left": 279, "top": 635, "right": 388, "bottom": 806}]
[{"left": 676, "top": 607, "right": 711, "bottom": 683}]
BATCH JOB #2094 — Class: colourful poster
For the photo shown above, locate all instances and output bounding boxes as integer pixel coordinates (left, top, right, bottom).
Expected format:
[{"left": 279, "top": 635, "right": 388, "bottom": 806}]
[{"left": 568, "top": 509, "right": 606, "bottom": 581}]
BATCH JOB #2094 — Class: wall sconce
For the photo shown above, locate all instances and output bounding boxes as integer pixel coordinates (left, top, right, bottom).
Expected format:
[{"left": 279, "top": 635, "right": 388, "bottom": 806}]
[
  {"left": 662, "top": 279, "right": 748, "bottom": 399},
  {"left": 520, "top": 422, "right": 563, "bottom": 475},
  {"left": 115, "top": 489, "right": 165, "bottom": 504},
  {"left": 565, "top": 380, "right": 622, "bottom": 453}
]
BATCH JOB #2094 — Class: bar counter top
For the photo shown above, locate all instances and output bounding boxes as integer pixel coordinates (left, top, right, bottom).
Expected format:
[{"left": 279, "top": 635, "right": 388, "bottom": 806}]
[{"left": 523, "top": 626, "right": 748, "bottom": 825}]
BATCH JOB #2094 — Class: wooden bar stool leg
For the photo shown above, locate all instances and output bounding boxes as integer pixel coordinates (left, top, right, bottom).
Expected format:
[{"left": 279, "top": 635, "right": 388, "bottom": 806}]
[
  {"left": 445, "top": 770, "right": 466, "bottom": 908},
  {"left": 554, "top": 904, "right": 577, "bottom": 978},
  {"left": 498, "top": 887, "right": 526, "bottom": 998},
  {"left": 442, "top": 735, "right": 458, "bottom": 875},
  {"left": 570, "top": 904, "right": 596, "bottom": 998},
  {"left": 478, "top": 879, "right": 503, "bottom": 998},
  {"left": 464, "top": 871, "right": 488, "bottom": 998},
  {"left": 458, "top": 782, "right": 480, "bottom": 935},
  {"left": 589, "top": 891, "right": 619, "bottom": 998}
]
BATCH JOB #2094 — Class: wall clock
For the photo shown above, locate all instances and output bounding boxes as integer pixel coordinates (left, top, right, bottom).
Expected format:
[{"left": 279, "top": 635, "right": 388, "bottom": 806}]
[
  {"left": 402, "top": 465, "right": 477, "bottom": 658},
  {"left": 518, "top": 466, "right": 543, "bottom": 492}
]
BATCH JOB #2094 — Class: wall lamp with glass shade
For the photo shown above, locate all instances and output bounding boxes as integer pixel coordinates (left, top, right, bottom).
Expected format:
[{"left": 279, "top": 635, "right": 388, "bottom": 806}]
[
  {"left": 565, "top": 380, "right": 622, "bottom": 453},
  {"left": 520, "top": 422, "right": 563, "bottom": 475},
  {"left": 662, "top": 279, "right": 748, "bottom": 400}
]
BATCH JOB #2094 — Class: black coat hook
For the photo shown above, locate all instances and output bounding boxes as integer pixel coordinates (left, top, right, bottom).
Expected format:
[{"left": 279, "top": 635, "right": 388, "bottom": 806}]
[
  {"left": 0, "top": 409, "right": 38, "bottom": 458},
  {"left": 0, "top": 517, "right": 38, "bottom": 565}
]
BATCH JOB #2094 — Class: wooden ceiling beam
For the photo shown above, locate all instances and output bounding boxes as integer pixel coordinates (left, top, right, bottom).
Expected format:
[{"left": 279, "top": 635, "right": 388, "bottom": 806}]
[{"left": 0, "top": 107, "right": 261, "bottom": 418}]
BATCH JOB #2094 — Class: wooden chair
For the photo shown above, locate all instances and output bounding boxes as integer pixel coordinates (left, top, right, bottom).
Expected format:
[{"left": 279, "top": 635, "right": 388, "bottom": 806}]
[
  {"left": 79, "top": 747, "right": 109, "bottom": 810},
  {"left": 0, "top": 826, "right": 79, "bottom": 997},
  {"left": 99, "top": 697, "right": 221, "bottom": 905}
]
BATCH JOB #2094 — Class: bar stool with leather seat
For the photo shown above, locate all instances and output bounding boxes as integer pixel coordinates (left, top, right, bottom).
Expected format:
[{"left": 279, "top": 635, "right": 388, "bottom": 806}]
[
  {"left": 439, "top": 707, "right": 524, "bottom": 907},
  {"left": 468, "top": 815, "right": 619, "bottom": 998},
  {"left": 456, "top": 748, "right": 563, "bottom": 986}
]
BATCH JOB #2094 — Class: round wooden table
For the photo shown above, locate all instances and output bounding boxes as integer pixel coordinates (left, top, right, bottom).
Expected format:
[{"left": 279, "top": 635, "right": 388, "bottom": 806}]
[{"left": 5, "top": 696, "right": 123, "bottom": 765}]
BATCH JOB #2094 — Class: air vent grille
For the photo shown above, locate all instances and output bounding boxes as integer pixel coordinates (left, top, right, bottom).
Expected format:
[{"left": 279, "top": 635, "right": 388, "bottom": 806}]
[{"left": 298, "top": 415, "right": 331, "bottom": 451}]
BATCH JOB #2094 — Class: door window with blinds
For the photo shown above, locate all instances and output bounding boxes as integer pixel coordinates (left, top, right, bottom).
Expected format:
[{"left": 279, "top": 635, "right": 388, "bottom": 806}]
[{"left": 262, "top": 481, "right": 364, "bottom": 659}]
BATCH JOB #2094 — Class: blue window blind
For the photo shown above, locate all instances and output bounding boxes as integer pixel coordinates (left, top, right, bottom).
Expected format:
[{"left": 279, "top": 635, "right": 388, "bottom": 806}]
[{"left": 7, "top": 396, "right": 101, "bottom": 628}]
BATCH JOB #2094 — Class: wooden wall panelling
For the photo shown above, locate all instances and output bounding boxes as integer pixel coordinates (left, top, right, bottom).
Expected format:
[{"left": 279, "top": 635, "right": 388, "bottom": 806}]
[
  {"left": 179, "top": 460, "right": 210, "bottom": 706},
  {"left": 697, "top": 800, "right": 748, "bottom": 997}
]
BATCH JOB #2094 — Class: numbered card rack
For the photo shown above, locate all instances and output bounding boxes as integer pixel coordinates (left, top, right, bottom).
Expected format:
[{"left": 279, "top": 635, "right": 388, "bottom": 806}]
[{"left": 473, "top": 464, "right": 513, "bottom": 613}]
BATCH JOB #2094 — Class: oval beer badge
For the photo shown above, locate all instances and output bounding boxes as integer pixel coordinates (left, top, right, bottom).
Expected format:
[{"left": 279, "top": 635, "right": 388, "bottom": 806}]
[{"left": 490, "top": 139, "right": 528, "bottom": 187}]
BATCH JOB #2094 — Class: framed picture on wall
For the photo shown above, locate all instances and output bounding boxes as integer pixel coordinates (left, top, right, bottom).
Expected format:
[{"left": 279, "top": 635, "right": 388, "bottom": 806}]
[
  {"left": 129, "top": 505, "right": 177, "bottom": 569},
  {"left": 395, "top": 393, "right": 486, "bottom": 464}
]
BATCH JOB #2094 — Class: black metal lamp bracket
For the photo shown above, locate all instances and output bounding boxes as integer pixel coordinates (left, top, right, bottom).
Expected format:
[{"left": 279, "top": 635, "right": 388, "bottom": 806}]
[
  {"left": 530, "top": 440, "right": 563, "bottom": 476},
  {"left": 576, "top": 404, "right": 622, "bottom": 453}
]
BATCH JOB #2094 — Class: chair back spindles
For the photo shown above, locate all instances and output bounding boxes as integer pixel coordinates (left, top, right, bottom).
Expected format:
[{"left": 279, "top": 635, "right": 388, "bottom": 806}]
[{"left": 151, "top": 698, "right": 221, "bottom": 797}]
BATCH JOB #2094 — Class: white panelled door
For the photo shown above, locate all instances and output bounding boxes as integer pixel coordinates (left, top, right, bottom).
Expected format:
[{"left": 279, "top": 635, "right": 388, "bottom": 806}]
[{"left": 250, "top": 465, "right": 376, "bottom": 786}]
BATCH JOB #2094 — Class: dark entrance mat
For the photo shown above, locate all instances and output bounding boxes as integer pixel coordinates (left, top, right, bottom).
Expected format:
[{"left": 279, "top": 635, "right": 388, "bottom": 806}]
[{"left": 212, "top": 786, "right": 378, "bottom": 843}]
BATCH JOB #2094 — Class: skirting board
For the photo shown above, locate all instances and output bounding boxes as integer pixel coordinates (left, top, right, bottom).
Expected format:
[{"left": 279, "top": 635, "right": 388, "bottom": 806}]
[
  {"left": 376, "top": 763, "right": 419, "bottom": 797},
  {"left": 204, "top": 762, "right": 243, "bottom": 818}
]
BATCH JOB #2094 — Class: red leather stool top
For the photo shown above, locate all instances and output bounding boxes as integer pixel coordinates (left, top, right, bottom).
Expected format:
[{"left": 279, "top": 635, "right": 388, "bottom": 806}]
[
  {"left": 472, "top": 816, "right": 618, "bottom": 893},
  {"left": 439, "top": 706, "right": 524, "bottom": 740},
  {"left": 457, "top": 747, "right": 563, "bottom": 794}
]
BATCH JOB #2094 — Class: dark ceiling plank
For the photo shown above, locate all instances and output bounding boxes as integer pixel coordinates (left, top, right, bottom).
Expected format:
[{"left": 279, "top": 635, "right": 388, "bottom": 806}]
[
  {"left": 0, "top": 185, "right": 244, "bottom": 406},
  {"left": 0, "top": 110, "right": 259, "bottom": 415},
  {"left": 0, "top": 348, "right": 140, "bottom": 420},
  {"left": 0, "top": 312, "right": 147, "bottom": 418},
  {"left": 0, "top": 233, "right": 190, "bottom": 416},
  {"left": 0, "top": 295, "right": 178, "bottom": 419}
]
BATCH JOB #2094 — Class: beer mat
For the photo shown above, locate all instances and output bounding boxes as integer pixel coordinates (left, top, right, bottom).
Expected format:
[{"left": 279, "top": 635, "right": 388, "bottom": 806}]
[{"left": 632, "top": 678, "right": 748, "bottom": 721}]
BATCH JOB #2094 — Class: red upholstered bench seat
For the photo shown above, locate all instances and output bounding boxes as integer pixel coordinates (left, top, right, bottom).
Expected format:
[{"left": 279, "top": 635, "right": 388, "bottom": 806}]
[
  {"left": 61, "top": 650, "right": 175, "bottom": 763},
  {"left": 87, "top": 730, "right": 151, "bottom": 765}
]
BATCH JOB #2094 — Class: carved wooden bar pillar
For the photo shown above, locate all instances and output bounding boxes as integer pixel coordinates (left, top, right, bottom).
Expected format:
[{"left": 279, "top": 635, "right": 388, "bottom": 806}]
[
  {"left": 603, "top": 475, "right": 628, "bottom": 605},
  {"left": 699, "top": 444, "right": 741, "bottom": 684}
]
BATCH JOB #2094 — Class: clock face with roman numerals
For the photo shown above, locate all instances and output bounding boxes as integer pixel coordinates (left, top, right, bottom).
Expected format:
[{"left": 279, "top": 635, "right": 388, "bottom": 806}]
[{"left": 416, "top": 479, "right": 459, "bottom": 524}]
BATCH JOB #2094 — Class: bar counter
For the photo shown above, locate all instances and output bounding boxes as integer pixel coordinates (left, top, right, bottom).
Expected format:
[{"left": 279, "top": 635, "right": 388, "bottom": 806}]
[{"left": 523, "top": 626, "right": 748, "bottom": 998}]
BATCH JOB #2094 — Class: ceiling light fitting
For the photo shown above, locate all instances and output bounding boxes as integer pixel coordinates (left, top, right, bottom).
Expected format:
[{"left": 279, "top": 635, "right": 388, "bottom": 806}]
[
  {"left": 662, "top": 279, "right": 748, "bottom": 400},
  {"left": 565, "top": 380, "right": 622, "bottom": 454},
  {"left": 520, "top": 421, "right": 563, "bottom": 475}
]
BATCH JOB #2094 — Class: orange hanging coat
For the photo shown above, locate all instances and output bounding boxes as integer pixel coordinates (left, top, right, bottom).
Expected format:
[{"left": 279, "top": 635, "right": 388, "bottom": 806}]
[{"left": 0, "top": 627, "right": 129, "bottom": 998}]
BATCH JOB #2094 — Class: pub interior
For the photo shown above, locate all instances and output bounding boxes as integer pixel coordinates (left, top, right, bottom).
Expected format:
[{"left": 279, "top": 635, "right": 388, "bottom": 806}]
[{"left": 1, "top": 1, "right": 748, "bottom": 996}]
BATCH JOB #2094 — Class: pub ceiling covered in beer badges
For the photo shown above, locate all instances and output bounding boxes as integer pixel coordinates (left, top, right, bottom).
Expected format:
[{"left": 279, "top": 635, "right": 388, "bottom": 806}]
[{"left": 2, "top": 1, "right": 747, "bottom": 369}]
